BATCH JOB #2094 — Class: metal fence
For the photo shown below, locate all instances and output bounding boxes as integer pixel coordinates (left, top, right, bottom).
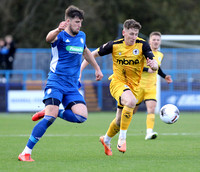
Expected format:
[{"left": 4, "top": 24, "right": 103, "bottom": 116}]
[{"left": 0, "top": 48, "right": 200, "bottom": 112}]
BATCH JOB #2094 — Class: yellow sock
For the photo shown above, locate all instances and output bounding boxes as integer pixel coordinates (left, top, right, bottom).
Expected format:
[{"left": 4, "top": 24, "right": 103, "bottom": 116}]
[
  {"left": 146, "top": 113, "right": 155, "bottom": 130},
  {"left": 120, "top": 106, "right": 134, "bottom": 130},
  {"left": 107, "top": 118, "right": 120, "bottom": 138}
]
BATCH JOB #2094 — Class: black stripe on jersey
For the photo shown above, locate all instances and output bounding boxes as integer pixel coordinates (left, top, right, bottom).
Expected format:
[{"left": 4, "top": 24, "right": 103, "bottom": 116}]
[
  {"left": 118, "top": 105, "right": 123, "bottom": 109},
  {"left": 98, "top": 41, "right": 113, "bottom": 56},
  {"left": 136, "top": 39, "right": 154, "bottom": 60},
  {"left": 113, "top": 38, "right": 124, "bottom": 45},
  {"left": 98, "top": 39, "right": 124, "bottom": 56}
]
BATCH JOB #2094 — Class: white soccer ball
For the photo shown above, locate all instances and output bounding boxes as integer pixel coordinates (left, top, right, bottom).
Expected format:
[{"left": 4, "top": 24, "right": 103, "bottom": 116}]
[{"left": 160, "top": 104, "right": 180, "bottom": 124}]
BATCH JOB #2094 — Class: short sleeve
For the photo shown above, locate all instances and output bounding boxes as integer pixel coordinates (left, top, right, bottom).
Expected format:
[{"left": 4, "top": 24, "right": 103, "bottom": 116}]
[{"left": 98, "top": 41, "right": 113, "bottom": 56}]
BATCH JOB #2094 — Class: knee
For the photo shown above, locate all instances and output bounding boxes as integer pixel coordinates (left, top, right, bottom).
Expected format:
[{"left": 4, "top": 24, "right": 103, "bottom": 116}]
[
  {"left": 82, "top": 112, "right": 88, "bottom": 119},
  {"left": 121, "top": 95, "right": 137, "bottom": 108},
  {"left": 123, "top": 99, "right": 136, "bottom": 108}
]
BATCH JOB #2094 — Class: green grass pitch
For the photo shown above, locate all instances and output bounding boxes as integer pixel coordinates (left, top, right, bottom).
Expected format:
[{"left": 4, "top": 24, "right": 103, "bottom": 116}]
[{"left": 0, "top": 112, "right": 199, "bottom": 172}]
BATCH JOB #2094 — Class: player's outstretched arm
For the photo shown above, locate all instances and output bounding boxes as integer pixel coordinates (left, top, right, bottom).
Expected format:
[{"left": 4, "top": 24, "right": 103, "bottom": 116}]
[
  {"left": 80, "top": 59, "right": 89, "bottom": 79},
  {"left": 82, "top": 47, "right": 103, "bottom": 81},
  {"left": 80, "top": 49, "right": 100, "bottom": 73},
  {"left": 80, "top": 49, "right": 100, "bottom": 80},
  {"left": 165, "top": 75, "right": 173, "bottom": 84},
  {"left": 146, "top": 58, "right": 158, "bottom": 71},
  {"left": 158, "top": 67, "right": 173, "bottom": 84},
  {"left": 46, "top": 21, "right": 67, "bottom": 43}
]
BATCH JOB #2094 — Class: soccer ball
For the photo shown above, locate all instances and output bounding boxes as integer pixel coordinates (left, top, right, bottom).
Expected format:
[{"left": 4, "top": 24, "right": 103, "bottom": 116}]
[{"left": 160, "top": 104, "right": 180, "bottom": 124}]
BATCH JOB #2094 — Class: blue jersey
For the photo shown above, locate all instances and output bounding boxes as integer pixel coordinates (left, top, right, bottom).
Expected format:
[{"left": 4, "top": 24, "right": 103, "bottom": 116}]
[
  {"left": 43, "top": 30, "right": 87, "bottom": 107},
  {"left": 49, "top": 30, "right": 86, "bottom": 79}
]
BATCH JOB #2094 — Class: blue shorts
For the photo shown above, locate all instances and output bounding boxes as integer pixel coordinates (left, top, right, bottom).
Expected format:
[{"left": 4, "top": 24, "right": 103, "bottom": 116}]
[{"left": 43, "top": 73, "right": 85, "bottom": 109}]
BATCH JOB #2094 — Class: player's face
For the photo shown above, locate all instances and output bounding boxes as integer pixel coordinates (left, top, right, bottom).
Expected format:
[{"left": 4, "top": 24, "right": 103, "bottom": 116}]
[
  {"left": 68, "top": 17, "right": 83, "bottom": 36},
  {"left": 123, "top": 28, "right": 139, "bottom": 46},
  {"left": 149, "top": 35, "right": 161, "bottom": 51}
]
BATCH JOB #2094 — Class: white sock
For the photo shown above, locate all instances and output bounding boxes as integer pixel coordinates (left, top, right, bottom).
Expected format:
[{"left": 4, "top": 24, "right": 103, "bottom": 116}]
[
  {"left": 119, "top": 129, "right": 127, "bottom": 140},
  {"left": 104, "top": 134, "right": 112, "bottom": 144},
  {"left": 21, "top": 146, "right": 32, "bottom": 155},
  {"left": 146, "top": 128, "right": 153, "bottom": 134}
]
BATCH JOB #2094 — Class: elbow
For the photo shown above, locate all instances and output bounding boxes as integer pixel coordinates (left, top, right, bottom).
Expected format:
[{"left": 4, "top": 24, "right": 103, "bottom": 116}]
[{"left": 46, "top": 36, "right": 51, "bottom": 43}]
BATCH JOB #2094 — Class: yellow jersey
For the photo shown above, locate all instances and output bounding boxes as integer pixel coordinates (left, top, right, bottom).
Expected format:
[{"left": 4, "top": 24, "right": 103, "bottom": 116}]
[
  {"left": 140, "top": 50, "right": 164, "bottom": 88},
  {"left": 98, "top": 37, "right": 154, "bottom": 90}
]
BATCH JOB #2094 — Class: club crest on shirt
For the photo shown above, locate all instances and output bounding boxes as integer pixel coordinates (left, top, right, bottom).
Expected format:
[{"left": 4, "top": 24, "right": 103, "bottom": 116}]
[
  {"left": 133, "top": 49, "right": 139, "bottom": 55},
  {"left": 80, "top": 38, "right": 84, "bottom": 44},
  {"left": 47, "top": 88, "right": 52, "bottom": 94}
]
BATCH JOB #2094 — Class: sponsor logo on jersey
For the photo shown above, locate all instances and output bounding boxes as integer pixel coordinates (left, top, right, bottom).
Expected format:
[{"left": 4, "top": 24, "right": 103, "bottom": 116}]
[
  {"left": 117, "top": 59, "right": 139, "bottom": 65},
  {"left": 66, "top": 46, "right": 83, "bottom": 53}
]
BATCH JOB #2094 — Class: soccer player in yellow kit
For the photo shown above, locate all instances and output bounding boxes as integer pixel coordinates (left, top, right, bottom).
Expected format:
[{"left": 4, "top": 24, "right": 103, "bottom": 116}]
[
  {"left": 134, "top": 31, "right": 173, "bottom": 140},
  {"left": 80, "top": 19, "right": 158, "bottom": 156}
]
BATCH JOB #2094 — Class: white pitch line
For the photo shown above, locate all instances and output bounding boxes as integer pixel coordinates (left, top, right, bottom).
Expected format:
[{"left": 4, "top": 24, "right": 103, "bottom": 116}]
[{"left": 0, "top": 133, "right": 199, "bottom": 137}]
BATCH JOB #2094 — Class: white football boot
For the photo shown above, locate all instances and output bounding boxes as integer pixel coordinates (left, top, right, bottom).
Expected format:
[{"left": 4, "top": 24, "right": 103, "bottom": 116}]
[{"left": 145, "top": 132, "right": 158, "bottom": 140}]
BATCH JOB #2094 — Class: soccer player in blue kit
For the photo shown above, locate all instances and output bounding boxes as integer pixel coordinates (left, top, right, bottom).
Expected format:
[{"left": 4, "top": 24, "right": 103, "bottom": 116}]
[{"left": 18, "top": 5, "right": 103, "bottom": 161}]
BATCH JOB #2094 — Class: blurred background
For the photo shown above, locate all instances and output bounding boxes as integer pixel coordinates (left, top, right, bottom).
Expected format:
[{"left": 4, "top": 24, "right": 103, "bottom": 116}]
[{"left": 0, "top": 0, "right": 200, "bottom": 113}]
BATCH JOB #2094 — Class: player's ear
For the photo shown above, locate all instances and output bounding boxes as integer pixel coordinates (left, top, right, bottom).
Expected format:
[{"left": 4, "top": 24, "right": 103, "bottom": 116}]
[
  {"left": 66, "top": 18, "right": 70, "bottom": 24},
  {"left": 122, "top": 29, "right": 125, "bottom": 36}
]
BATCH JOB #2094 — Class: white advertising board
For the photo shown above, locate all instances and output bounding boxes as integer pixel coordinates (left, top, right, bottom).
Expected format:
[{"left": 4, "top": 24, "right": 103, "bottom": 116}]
[{"left": 8, "top": 90, "right": 45, "bottom": 112}]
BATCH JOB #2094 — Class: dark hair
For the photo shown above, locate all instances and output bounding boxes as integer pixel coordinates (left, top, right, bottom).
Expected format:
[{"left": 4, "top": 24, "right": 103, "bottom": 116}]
[
  {"left": 65, "top": 5, "right": 84, "bottom": 20},
  {"left": 123, "top": 19, "right": 141, "bottom": 30},
  {"left": 149, "top": 31, "right": 161, "bottom": 38}
]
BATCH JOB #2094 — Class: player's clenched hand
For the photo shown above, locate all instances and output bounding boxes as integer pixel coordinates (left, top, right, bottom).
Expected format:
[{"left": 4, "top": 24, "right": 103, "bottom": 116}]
[
  {"left": 95, "top": 69, "right": 103, "bottom": 81},
  {"left": 148, "top": 68, "right": 155, "bottom": 73},
  {"left": 146, "top": 58, "right": 158, "bottom": 71},
  {"left": 58, "top": 21, "right": 68, "bottom": 31},
  {"left": 165, "top": 75, "right": 173, "bottom": 84}
]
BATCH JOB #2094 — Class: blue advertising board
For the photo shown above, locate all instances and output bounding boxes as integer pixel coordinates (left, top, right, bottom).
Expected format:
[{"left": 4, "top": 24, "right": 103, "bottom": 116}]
[{"left": 161, "top": 91, "right": 200, "bottom": 111}]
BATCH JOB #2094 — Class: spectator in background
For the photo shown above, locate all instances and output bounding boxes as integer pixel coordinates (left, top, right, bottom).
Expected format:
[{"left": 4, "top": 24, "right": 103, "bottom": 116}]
[
  {"left": 0, "top": 38, "right": 8, "bottom": 81},
  {"left": 5, "top": 35, "right": 16, "bottom": 71},
  {"left": 0, "top": 38, "right": 8, "bottom": 70}
]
